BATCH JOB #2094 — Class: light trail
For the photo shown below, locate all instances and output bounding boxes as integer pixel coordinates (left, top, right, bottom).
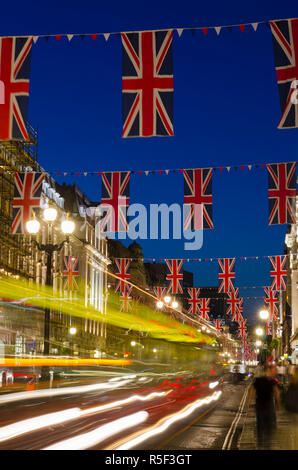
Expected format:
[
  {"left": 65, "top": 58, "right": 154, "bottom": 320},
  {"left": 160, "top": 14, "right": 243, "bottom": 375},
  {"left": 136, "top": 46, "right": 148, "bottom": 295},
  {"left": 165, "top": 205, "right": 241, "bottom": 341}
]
[
  {"left": 0, "top": 379, "right": 132, "bottom": 405},
  {"left": 112, "top": 390, "right": 222, "bottom": 450},
  {"left": 0, "top": 391, "right": 167, "bottom": 443},
  {"left": 0, "top": 357, "right": 132, "bottom": 367},
  {"left": 43, "top": 411, "right": 149, "bottom": 450}
]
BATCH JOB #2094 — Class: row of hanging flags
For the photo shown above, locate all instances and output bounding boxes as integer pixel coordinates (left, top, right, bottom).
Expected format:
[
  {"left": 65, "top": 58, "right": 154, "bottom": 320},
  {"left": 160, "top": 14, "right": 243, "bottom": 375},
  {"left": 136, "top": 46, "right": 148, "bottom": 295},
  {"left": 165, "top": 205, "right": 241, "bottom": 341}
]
[
  {"left": 2, "top": 17, "right": 298, "bottom": 140},
  {"left": 114, "top": 256, "right": 288, "bottom": 300},
  {"left": 11, "top": 160, "right": 297, "bottom": 234},
  {"left": 113, "top": 255, "right": 284, "bottom": 357}
]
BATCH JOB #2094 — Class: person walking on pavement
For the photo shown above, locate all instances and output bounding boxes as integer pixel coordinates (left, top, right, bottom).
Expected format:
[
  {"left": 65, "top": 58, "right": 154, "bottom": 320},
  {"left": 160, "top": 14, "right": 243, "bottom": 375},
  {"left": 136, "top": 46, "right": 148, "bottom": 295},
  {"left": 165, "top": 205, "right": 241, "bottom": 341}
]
[
  {"left": 249, "top": 364, "right": 280, "bottom": 448},
  {"left": 286, "top": 360, "right": 295, "bottom": 383},
  {"left": 276, "top": 361, "right": 286, "bottom": 384},
  {"left": 284, "top": 367, "right": 298, "bottom": 413}
]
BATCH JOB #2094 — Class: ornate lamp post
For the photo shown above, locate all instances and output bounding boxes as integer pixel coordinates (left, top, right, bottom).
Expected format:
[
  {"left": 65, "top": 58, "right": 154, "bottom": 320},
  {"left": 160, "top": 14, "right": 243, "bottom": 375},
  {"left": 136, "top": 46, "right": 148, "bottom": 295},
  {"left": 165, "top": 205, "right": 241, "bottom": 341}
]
[{"left": 26, "top": 206, "right": 75, "bottom": 355}]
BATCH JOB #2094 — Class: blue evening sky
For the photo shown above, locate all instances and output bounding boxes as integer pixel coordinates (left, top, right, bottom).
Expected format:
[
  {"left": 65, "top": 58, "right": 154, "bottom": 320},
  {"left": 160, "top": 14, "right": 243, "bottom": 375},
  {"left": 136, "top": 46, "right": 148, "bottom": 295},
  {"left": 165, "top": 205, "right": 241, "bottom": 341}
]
[{"left": 3, "top": 0, "right": 298, "bottom": 320}]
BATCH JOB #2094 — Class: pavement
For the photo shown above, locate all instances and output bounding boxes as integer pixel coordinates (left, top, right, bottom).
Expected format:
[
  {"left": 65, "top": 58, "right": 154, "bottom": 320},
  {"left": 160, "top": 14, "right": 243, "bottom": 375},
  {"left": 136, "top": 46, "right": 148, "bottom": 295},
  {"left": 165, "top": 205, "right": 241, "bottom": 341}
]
[{"left": 238, "top": 385, "right": 298, "bottom": 450}]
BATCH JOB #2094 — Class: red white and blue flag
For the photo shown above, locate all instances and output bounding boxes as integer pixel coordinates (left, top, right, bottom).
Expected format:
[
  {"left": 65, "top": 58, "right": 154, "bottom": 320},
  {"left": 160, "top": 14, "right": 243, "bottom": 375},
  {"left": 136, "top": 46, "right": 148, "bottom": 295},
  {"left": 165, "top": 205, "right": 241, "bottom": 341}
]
[
  {"left": 238, "top": 319, "right": 247, "bottom": 339},
  {"left": 218, "top": 258, "right": 236, "bottom": 293},
  {"left": 231, "top": 298, "right": 244, "bottom": 324},
  {"left": 264, "top": 287, "right": 279, "bottom": 321},
  {"left": 99, "top": 171, "right": 130, "bottom": 233},
  {"left": 266, "top": 321, "right": 272, "bottom": 336},
  {"left": 267, "top": 162, "right": 296, "bottom": 225},
  {"left": 187, "top": 288, "right": 201, "bottom": 316},
  {"left": 120, "top": 286, "right": 133, "bottom": 312},
  {"left": 121, "top": 30, "right": 174, "bottom": 137},
  {"left": 213, "top": 318, "right": 223, "bottom": 332},
  {"left": 165, "top": 259, "right": 184, "bottom": 294},
  {"left": 226, "top": 287, "right": 241, "bottom": 316},
  {"left": 115, "top": 258, "right": 131, "bottom": 293},
  {"left": 270, "top": 255, "right": 287, "bottom": 291},
  {"left": 63, "top": 256, "right": 79, "bottom": 291},
  {"left": 270, "top": 19, "right": 298, "bottom": 128},
  {"left": 0, "top": 37, "right": 32, "bottom": 141},
  {"left": 153, "top": 286, "right": 167, "bottom": 300},
  {"left": 183, "top": 168, "right": 213, "bottom": 230},
  {"left": 198, "top": 298, "right": 210, "bottom": 322},
  {"left": 12, "top": 172, "right": 45, "bottom": 234}
]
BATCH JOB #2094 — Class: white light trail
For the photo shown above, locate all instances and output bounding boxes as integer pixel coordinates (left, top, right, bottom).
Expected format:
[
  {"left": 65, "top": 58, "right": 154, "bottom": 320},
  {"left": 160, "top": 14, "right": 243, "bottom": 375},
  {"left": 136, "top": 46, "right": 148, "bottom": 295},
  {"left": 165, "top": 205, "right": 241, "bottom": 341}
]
[
  {"left": 0, "top": 391, "right": 166, "bottom": 443},
  {"left": 114, "top": 391, "right": 222, "bottom": 450},
  {"left": 0, "top": 409, "right": 81, "bottom": 442},
  {"left": 43, "top": 411, "right": 149, "bottom": 450},
  {"left": 0, "top": 379, "right": 132, "bottom": 405}
]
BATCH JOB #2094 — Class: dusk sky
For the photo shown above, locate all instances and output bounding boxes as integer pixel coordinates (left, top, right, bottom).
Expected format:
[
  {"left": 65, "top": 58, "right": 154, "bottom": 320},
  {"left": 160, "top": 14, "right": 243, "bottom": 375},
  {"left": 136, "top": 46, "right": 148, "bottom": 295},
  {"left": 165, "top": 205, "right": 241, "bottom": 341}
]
[{"left": 4, "top": 0, "right": 298, "bottom": 321}]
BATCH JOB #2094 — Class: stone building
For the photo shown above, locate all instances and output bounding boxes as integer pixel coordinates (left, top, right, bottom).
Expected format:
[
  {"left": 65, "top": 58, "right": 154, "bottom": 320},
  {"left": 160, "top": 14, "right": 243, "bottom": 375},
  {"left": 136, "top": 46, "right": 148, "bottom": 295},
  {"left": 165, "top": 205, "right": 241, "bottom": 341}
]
[{"left": 283, "top": 192, "right": 298, "bottom": 364}]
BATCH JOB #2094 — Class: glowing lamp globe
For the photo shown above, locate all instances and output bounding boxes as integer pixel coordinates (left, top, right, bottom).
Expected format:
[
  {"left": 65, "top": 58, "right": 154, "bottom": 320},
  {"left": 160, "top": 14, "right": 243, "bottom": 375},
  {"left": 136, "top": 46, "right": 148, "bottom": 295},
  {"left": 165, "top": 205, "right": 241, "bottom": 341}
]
[
  {"left": 61, "top": 219, "right": 75, "bottom": 234},
  {"left": 43, "top": 206, "right": 57, "bottom": 222},
  {"left": 26, "top": 218, "right": 40, "bottom": 234},
  {"left": 259, "top": 309, "right": 269, "bottom": 321}
]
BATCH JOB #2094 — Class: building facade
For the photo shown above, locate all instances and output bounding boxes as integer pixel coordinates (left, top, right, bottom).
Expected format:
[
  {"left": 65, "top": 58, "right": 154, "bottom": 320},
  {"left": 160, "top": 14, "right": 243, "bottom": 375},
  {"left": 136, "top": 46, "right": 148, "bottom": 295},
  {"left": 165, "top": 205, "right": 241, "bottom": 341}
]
[
  {"left": 0, "top": 133, "right": 110, "bottom": 357},
  {"left": 284, "top": 192, "right": 298, "bottom": 364}
]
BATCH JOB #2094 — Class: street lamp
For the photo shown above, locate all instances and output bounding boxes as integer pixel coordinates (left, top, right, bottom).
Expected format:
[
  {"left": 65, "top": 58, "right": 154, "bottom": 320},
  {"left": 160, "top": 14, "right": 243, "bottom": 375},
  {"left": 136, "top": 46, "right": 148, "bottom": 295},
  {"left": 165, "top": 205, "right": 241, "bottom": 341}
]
[
  {"left": 26, "top": 205, "right": 75, "bottom": 355},
  {"left": 259, "top": 309, "right": 269, "bottom": 321},
  {"left": 256, "top": 327, "right": 264, "bottom": 336}
]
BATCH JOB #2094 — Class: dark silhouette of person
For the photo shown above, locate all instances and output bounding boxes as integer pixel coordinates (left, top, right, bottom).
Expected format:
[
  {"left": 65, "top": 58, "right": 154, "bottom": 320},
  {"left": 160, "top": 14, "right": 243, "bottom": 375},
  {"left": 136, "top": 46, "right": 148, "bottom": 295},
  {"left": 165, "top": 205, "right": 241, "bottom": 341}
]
[
  {"left": 249, "top": 364, "right": 280, "bottom": 448},
  {"left": 285, "top": 368, "right": 298, "bottom": 413}
]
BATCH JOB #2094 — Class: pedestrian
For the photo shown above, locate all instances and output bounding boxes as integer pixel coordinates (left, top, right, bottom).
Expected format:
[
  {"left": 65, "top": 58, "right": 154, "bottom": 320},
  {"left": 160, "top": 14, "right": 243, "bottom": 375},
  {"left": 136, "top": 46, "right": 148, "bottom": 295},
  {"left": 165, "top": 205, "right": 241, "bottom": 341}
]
[
  {"left": 249, "top": 363, "right": 280, "bottom": 448},
  {"left": 284, "top": 367, "right": 298, "bottom": 413},
  {"left": 269, "top": 362, "right": 278, "bottom": 379},
  {"left": 286, "top": 360, "right": 295, "bottom": 382},
  {"left": 276, "top": 361, "right": 286, "bottom": 384}
]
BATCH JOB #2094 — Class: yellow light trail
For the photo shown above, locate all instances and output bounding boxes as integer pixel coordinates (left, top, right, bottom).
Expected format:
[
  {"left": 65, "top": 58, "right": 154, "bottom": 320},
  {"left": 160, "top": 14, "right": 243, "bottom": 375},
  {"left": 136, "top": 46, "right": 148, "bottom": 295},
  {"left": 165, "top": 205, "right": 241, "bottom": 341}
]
[{"left": 0, "top": 357, "right": 132, "bottom": 367}]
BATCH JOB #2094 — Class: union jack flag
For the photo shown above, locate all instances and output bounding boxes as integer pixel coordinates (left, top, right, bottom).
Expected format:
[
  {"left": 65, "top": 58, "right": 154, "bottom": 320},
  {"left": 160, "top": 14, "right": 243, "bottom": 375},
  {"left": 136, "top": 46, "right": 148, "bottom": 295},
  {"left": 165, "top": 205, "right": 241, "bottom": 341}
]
[
  {"left": 198, "top": 298, "right": 210, "bottom": 322},
  {"left": 120, "top": 286, "right": 133, "bottom": 313},
  {"left": 270, "top": 255, "right": 287, "bottom": 291},
  {"left": 226, "top": 287, "right": 241, "bottom": 316},
  {"left": 241, "top": 337, "right": 248, "bottom": 351},
  {"left": 183, "top": 168, "right": 213, "bottom": 230},
  {"left": 231, "top": 298, "right": 244, "bottom": 324},
  {"left": 266, "top": 321, "right": 272, "bottom": 336},
  {"left": 153, "top": 286, "right": 167, "bottom": 300},
  {"left": 270, "top": 19, "right": 298, "bottom": 128},
  {"left": 114, "top": 258, "right": 130, "bottom": 293},
  {"left": 121, "top": 30, "right": 174, "bottom": 138},
  {"left": 264, "top": 287, "right": 279, "bottom": 321},
  {"left": 63, "top": 256, "right": 79, "bottom": 291},
  {"left": 218, "top": 258, "right": 236, "bottom": 293},
  {"left": 267, "top": 162, "right": 296, "bottom": 225},
  {"left": 187, "top": 288, "right": 201, "bottom": 316},
  {"left": 213, "top": 318, "right": 223, "bottom": 332},
  {"left": 0, "top": 37, "right": 32, "bottom": 141},
  {"left": 99, "top": 171, "right": 130, "bottom": 232},
  {"left": 12, "top": 172, "right": 45, "bottom": 234},
  {"left": 165, "top": 259, "right": 184, "bottom": 294},
  {"left": 237, "top": 319, "right": 247, "bottom": 339}
]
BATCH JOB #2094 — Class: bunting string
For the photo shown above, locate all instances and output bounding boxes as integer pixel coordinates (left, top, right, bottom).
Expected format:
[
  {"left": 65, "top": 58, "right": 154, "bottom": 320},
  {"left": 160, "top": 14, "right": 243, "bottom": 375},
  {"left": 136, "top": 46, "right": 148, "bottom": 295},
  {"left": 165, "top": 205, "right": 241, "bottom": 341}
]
[
  {"left": 0, "top": 17, "right": 285, "bottom": 42},
  {"left": 109, "top": 253, "right": 297, "bottom": 263},
  {"left": 18, "top": 159, "right": 297, "bottom": 177}
]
